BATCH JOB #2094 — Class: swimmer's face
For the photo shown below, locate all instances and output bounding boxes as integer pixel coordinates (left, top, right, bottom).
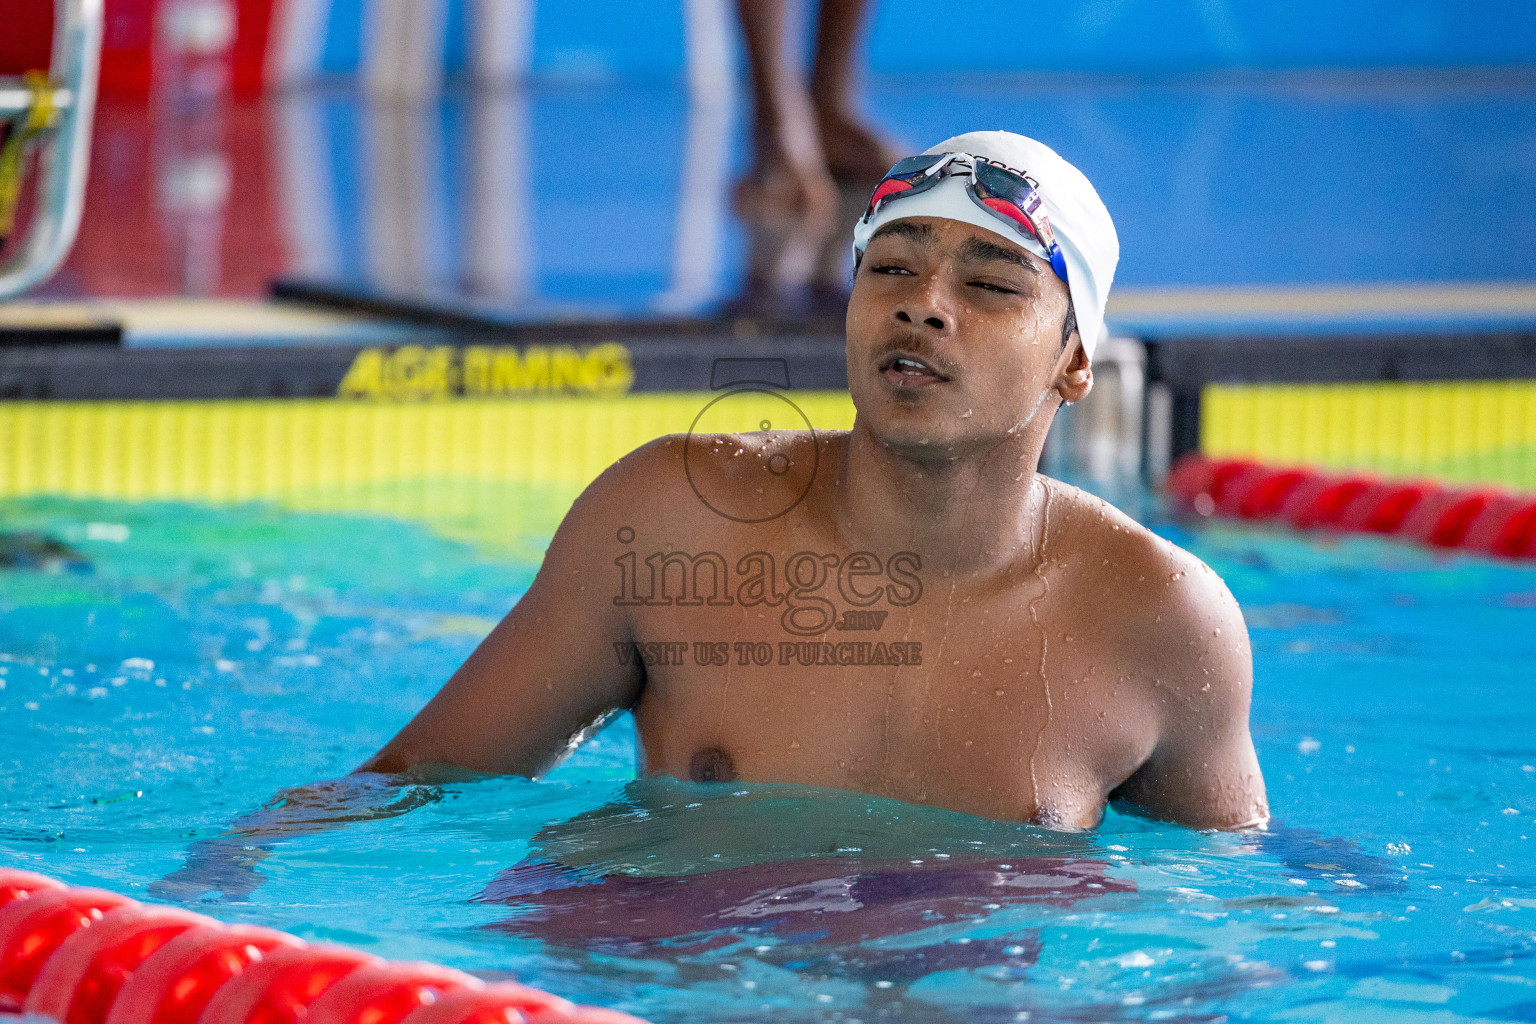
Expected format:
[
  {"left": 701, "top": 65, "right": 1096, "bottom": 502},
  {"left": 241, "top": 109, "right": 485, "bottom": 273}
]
[{"left": 846, "top": 217, "right": 1090, "bottom": 458}]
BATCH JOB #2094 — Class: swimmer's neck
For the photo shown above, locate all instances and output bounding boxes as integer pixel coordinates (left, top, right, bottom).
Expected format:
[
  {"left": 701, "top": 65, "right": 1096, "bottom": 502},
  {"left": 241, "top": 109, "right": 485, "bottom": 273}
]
[{"left": 833, "top": 418, "right": 1054, "bottom": 577}]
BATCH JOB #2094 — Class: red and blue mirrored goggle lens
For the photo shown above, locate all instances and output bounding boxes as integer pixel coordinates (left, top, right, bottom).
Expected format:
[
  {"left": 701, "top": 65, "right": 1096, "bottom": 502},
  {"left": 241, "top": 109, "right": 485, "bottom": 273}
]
[
  {"left": 864, "top": 154, "right": 1070, "bottom": 284},
  {"left": 863, "top": 154, "right": 951, "bottom": 215},
  {"left": 969, "top": 161, "right": 1071, "bottom": 284}
]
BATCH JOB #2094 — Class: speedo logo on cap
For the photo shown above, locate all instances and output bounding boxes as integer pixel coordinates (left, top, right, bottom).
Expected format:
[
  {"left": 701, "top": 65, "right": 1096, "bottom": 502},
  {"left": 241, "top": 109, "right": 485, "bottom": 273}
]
[{"left": 972, "top": 155, "right": 1040, "bottom": 190}]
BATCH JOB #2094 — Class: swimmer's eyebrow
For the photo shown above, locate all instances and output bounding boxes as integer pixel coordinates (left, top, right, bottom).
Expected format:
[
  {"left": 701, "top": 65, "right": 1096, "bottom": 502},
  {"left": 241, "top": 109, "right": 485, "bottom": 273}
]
[
  {"left": 869, "top": 220, "right": 934, "bottom": 246},
  {"left": 954, "top": 236, "right": 1038, "bottom": 273}
]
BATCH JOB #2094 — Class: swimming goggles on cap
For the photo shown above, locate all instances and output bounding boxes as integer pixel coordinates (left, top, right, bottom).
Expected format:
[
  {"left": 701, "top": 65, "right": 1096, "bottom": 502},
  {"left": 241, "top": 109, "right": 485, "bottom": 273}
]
[{"left": 861, "top": 152, "right": 1070, "bottom": 284}]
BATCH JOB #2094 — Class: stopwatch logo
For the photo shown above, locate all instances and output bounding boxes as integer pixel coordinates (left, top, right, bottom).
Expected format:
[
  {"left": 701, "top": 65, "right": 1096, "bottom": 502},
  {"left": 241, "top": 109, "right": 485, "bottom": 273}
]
[{"left": 684, "top": 359, "right": 820, "bottom": 523}]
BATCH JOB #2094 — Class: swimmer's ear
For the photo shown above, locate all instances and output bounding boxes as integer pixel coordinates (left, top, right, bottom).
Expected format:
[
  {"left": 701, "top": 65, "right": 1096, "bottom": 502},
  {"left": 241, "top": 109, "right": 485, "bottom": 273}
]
[{"left": 1055, "top": 336, "right": 1092, "bottom": 405}]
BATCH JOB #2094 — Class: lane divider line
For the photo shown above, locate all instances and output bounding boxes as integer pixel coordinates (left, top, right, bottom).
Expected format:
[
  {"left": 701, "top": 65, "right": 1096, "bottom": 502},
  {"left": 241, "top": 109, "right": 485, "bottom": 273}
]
[
  {"left": 0, "top": 868, "right": 648, "bottom": 1024},
  {"left": 1167, "top": 455, "right": 1536, "bottom": 560}
]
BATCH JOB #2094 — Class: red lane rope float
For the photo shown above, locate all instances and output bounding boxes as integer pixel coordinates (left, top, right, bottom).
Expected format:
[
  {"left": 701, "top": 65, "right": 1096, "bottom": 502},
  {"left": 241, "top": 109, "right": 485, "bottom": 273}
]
[
  {"left": 1168, "top": 455, "right": 1536, "bottom": 560},
  {"left": 397, "top": 983, "right": 576, "bottom": 1024},
  {"left": 1398, "top": 489, "right": 1503, "bottom": 548},
  {"left": 304, "top": 962, "right": 483, "bottom": 1024},
  {"left": 1473, "top": 499, "right": 1536, "bottom": 559},
  {"left": 25, "top": 906, "right": 217, "bottom": 1023},
  {"left": 104, "top": 924, "right": 304, "bottom": 1024},
  {"left": 0, "top": 887, "right": 136, "bottom": 1012},
  {"left": 0, "top": 870, "right": 64, "bottom": 906},
  {"left": 1336, "top": 481, "right": 1439, "bottom": 534},
  {"left": 0, "top": 869, "right": 650, "bottom": 1024},
  {"left": 198, "top": 945, "right": 381, "bottom": 1024}
]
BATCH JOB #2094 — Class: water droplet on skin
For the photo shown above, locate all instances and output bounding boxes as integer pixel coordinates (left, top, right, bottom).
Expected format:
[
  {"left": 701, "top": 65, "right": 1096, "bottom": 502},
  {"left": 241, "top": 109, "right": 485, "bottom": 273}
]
[
  {"left": 1213, "top": 628, "right": 1222, "bottom": 636},
  {"left": 1025, "top": 480, "right": 1055, "bottom": 820}
]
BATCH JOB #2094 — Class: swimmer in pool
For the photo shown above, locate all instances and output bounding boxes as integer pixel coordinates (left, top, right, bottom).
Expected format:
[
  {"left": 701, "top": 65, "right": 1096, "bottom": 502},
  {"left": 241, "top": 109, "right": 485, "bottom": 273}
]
[{"left": 358, "top": 131, "right": 1269, "bottom": 833}]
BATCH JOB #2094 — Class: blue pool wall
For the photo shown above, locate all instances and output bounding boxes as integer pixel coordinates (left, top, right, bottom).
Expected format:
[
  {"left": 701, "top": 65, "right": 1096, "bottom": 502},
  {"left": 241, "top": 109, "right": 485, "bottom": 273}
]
[
  {"left": 284, "top": 82, "right": 1536, "bottom": 301},
  {"left": 308, "top": 0, "right": 1536, "bottom": 83}
]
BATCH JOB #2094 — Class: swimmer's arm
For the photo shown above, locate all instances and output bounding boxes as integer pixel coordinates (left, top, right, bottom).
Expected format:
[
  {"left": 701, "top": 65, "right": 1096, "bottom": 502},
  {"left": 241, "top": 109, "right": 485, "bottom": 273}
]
[
  {"left": 153, "top": 456, "right": 650, "bottom": 903},
  {"left": 358, "top": 455, "right": 647, "bottom": 779},
  {"left": 1107, "top": 564, "right": 1269, "bottom": 831},
  {"left": 149, "top": 772, "right": 444, "bottom": 902}
]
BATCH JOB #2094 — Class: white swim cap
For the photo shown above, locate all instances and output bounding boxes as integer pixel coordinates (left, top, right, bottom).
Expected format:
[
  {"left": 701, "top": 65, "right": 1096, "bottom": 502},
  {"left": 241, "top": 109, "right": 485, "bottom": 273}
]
[{"left": 852, "top": 131, "right": 1119, "bottom": 359}]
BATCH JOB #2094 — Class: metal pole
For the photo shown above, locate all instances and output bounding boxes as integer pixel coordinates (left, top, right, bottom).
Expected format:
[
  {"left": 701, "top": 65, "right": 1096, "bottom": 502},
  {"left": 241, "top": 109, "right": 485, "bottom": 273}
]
[{"left": 0, "top": 0, "right": 104, "bottom": 300}]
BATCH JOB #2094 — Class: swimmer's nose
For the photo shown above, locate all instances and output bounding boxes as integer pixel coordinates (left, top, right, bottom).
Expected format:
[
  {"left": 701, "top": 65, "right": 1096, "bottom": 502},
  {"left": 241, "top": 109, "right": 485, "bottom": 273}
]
[
  {"left": 892, "top": 273, "right": 956, "bottom": 334},
  {"left": 889, "top": 270, "right": 958, "bottom": 339},
  {"left": 895, "top": 308, "right": 947, "bottom": 331},
  {"left": 890, "top": 291, "right": 946, "bottom": 333}
]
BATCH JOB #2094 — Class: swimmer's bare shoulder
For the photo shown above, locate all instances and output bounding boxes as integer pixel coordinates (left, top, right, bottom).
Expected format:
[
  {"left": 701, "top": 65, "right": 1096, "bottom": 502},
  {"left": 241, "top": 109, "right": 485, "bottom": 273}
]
[
  {"left": 1048, "top": 482, "right": 1269, "bottom": 830},
  {"left": 360, "top": 436, "right": 704, "bottom": 779}
]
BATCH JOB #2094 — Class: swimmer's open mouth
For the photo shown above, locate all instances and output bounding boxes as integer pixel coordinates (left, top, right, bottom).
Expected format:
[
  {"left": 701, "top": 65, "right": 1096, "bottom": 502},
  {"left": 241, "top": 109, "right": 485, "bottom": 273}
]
[{"left": 880, "top": 352, "right": 952, "bottom": 387}]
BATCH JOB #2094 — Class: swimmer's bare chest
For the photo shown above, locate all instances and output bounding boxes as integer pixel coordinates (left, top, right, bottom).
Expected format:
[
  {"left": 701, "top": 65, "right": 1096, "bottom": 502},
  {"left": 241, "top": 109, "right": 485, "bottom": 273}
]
[{"left": 620, "top": 557, "right": 1156, "bottom": 829}]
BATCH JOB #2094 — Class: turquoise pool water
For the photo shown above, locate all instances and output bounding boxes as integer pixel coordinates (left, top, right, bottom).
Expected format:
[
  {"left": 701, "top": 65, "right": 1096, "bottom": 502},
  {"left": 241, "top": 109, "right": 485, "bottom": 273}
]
[{"left": 2, "top": 488, "right": 1535, "bottom": 1023}]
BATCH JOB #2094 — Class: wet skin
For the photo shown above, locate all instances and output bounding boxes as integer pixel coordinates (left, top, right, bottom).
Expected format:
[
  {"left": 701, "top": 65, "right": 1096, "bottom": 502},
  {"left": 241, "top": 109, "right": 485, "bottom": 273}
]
[{"left": 362, "top": 217, "right": 1269, "bottom": 832}]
